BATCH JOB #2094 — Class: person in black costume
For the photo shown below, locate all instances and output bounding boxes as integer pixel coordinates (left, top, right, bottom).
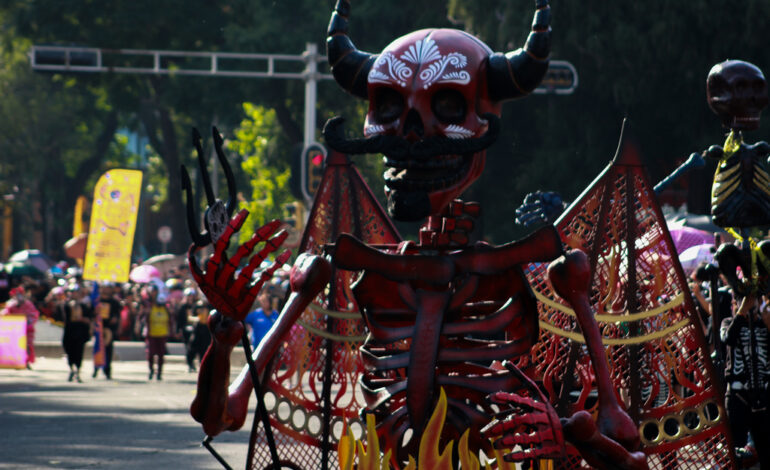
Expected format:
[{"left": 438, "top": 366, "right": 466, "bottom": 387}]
[
  {"left": 59, "top": 284, "right": 93, "bottom": 382},
  {"left": 176, "top": 287, "right": 198, "bottom": 372},
  {"left": 721, "top": 294, "right": 770, "bottom": 468},
  {"left": 186, "top": 300, "right": 212, "bottom": 373}
]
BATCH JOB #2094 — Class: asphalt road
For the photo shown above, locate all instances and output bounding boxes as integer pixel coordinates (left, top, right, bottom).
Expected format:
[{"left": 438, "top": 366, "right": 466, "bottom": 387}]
[{"left": 0, "top": 355, "right": 253, "bottom": 469}]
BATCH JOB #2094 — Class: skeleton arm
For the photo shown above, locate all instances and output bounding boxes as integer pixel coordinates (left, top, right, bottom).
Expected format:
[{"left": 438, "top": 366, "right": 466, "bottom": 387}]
[
  {"left": 548, "top": 251, "right": 646, "bottom": 468},
  {"left": 703, "top": 145, "right": 724, "bottom": 160},
  {"left": 190, "top": 253, "right": 331, "bottom": 437},
  {"left": 485, "top": 250, "right": 647, "bottom": 469}
]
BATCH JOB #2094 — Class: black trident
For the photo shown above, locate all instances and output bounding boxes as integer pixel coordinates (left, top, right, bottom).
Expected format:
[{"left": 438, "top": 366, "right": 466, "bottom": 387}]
[{"left": 181, "top": 127, "right": 282, "bottom": 469}]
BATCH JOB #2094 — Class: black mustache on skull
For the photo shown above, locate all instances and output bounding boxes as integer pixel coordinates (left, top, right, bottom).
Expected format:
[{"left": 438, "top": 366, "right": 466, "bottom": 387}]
[{"left": 322, "top": 113, "right": 500, "bottom": 159}]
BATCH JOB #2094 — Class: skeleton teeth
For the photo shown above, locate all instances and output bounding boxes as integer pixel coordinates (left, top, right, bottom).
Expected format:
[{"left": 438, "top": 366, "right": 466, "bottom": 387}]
[{"left": 384, "top": 155, "right": 470, "bottom": 191}]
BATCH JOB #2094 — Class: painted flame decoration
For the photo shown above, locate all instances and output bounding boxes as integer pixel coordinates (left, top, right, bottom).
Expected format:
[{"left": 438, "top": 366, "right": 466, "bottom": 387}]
[{"left": 338, "top": 388, "right": 533, "bottom": 469}]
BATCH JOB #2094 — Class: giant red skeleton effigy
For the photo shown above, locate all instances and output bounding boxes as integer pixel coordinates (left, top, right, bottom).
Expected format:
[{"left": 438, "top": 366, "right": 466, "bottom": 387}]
[{"left": 181, "top": 1, "right": 733, "bottom": 469}]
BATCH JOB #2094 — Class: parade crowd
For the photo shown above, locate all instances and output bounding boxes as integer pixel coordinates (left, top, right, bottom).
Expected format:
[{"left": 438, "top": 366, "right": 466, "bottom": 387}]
[{"left": 0, "top": 259, "right": 290, "bottom": 383}]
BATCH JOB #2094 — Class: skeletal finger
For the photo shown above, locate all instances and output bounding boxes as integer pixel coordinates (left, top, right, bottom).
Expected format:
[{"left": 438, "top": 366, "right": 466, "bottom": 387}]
[
  {"left": 229, "top": 219, "right": 283, "bottom": 267},
  {"left": 502, "top": 444, "right": 563, "bottom": 462},
  {"left": 209, "top": 210, "right": 249, "bottom": 265},
  {"left": 239, "top": 230, "right": 289, "bottom": 280},
  {"left": 226, "top": 232, "right": 288, "bottom": 297},
  {"left": 496, "top": 429, "right": 555, "bottom": 448},
  {"left": 482, "top": 413, "right": 550, "bottom": 437},
  {"left": 487, "top": 391, "right": 546, "bottom": 412},
  {"left": 243, "top": 249, "right": 292, "bottom": 298}
]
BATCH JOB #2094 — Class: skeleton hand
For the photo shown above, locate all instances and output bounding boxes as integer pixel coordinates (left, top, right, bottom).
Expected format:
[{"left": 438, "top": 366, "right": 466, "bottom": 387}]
[
  {"left": 188, "top": 211, "right": 290, "bottom": 322},
  {"left": 181, "top": 127, "right": 291, "bottom": 322},
  {"left": 560, "top": 412, "right": 649, "bottom": 470},
  {"left": 514, "top": 191, "right": 565, "bottom": 227},
  {"left": 481, "top": 361, "right": 565, "bottom": 462}
]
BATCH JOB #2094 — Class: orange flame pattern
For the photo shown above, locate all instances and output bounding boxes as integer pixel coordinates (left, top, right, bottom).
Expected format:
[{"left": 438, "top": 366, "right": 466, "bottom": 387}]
[{"left": 338, "top": 388, "right": 546, "bottom": 469}]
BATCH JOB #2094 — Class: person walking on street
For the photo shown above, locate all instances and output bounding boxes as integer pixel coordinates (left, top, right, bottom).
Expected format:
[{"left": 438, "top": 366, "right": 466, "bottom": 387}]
[
  {"left": 142, "top": 284, "right": 173, "bottom": 380},
  {"left": 58, "top": 284, "right": 93, "bottom": 382},
  {"left": 186, "top": 300, "right": 212, "bottom": 372},
  {"left": 1, "top": 286, "right": 41, "bottom": 369},
  {"left": 176, "top": 287, "right": 197, "bottom": 372},
  {"left": 721, "top": 293, "right": 770, "bottom": 468},
  {"left": 243, "top": 291, "right": 278, "bottom": 349},
  {"left": 94, "top": 282, "right": 122, "bottom": 379}
]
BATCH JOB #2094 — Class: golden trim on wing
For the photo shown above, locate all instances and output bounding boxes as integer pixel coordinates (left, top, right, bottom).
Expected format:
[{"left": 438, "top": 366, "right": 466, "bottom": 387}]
[{"left": 533, "top": 290, "right": 684, "bottom": 322}]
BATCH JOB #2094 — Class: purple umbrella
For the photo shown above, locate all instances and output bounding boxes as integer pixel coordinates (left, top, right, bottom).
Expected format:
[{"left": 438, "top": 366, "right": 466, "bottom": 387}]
[{"left": 668, "top": 226, "right": 716, "bottom": 255}]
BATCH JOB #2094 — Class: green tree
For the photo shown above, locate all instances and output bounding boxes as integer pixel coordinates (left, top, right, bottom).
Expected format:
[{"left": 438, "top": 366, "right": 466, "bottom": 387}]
[
  {"left": 0, "top": 37, "right": 123, "bottom": 257},
  {"left": 2, "top": 0, "right": 246, "bottom": 254},
  {"left": 229, "top": 103, "right": 293, "bottom": 235},
  {"left": 1, "top": 0, "right": 455, "bottom": 254}
]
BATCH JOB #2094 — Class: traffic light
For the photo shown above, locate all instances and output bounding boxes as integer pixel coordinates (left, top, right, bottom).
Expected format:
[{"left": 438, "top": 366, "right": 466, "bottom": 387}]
[
  {"left": 302, "top": 143, "right": 326, "bottom": 199},
  {"left": 283, "top": 201, "right": 306, "bottom": 234}
]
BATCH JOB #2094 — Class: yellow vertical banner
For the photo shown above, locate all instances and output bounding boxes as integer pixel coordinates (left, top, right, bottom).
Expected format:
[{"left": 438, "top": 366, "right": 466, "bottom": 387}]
[
  {"left": 83, "top": 169, "right": 143, "bottom": 283},
  {"left": 73, "top": 195, "right": 87, "bottom": 238}
]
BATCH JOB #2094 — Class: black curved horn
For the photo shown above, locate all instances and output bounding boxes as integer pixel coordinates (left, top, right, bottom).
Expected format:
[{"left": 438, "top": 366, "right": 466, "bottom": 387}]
[
  {"left": 487, "top": 0, "right": 551, "bottom": 101},
  {"left": 327, "top": 0, "right": 377, "bottom": 99}
]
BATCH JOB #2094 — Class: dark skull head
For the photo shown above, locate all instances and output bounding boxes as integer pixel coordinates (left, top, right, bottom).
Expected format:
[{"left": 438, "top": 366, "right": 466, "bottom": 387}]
[
  {"left": 707, "top": 60, "right": 768, "bottom": 131},
  {"left": 326, "top": 0, "right": 551, "bottom": 221}
]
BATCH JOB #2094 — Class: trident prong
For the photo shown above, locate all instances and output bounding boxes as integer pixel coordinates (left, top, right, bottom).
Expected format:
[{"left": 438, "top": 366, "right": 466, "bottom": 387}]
[
  {"left": 212, "top": 126, "right": 237, "bottom": 218},
  {"left": 180, "top": 127, "right": 239, "bottom": 247}
]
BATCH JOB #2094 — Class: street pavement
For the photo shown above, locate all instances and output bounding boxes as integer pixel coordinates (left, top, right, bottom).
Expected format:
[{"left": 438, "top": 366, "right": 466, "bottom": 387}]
[{"left": 0, "top": 322, "right": 254, "bottom": 470}]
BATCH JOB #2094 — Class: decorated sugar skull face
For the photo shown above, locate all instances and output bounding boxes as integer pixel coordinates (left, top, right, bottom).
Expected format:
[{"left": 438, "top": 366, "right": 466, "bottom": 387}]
[
  {"left": 707, "top": 60, "right": 768, "bottom": 131},
  {"left": 326, "top": 0, "right": 551, "bottom": 221},
  {"left": 364, "top": 30, "right": 498, "bottom": 141},
  {"left": 362, "top": 30, "right": 498, "bottom": 219}
]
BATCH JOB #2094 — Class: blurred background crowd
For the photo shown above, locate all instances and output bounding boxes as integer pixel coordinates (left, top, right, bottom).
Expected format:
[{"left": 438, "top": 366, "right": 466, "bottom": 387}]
[{"left": 0, "top": 249, "right": 291, "bottom": 381}]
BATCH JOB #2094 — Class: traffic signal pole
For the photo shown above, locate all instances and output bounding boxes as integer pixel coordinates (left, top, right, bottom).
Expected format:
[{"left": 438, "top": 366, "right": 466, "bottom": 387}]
[
  {"left": 30, "top": 42, "right": 332, "bottom": 154},
  {"left": 301, "top": 44, "right": 321, "bottom": 205},
  {"left": 29, "top": 44, "right": 577, "bottom": 204}
]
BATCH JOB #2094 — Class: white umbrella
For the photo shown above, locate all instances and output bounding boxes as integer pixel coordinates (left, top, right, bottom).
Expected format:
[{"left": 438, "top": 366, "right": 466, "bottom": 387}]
[
  {"left": 678, "top": 243, "right": 715, "bottom": 273},
  {"left": 9, "top": 249, "right": 56, "bottom": 273}
]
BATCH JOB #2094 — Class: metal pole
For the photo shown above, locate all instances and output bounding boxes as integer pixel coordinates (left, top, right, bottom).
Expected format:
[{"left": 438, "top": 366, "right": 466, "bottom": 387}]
[
  {"left": 300, "top": 43, "right": 319, "bottom": 205},
  {"left": 303, "top": 43, "right": 318, "bottom": 151}
]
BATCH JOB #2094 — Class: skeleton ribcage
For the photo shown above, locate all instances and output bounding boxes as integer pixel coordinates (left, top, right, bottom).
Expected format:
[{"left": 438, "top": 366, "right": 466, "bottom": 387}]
[
  {"left": 352, "top": 268, "right": 539, "bottom": 460},
  {"left": 711, "top": 144, "right": 770, "bottom": 228}
]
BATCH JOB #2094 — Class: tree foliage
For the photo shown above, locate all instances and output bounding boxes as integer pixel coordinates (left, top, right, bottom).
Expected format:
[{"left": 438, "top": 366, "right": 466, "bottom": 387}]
[
  {"left": 0, "top": 36, "right": 125, "bottom": 256},
  {"left": 228, "top": 103, "right": 293, "bottom": 239},
  {"left": 5, "top": 0, "right": 767, "bottom": 254}
]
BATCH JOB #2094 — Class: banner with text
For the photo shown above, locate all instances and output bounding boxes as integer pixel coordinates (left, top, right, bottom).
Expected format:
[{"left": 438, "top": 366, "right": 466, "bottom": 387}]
[{"left": 83, "top": 169, "right": 143, "bottom": 283}]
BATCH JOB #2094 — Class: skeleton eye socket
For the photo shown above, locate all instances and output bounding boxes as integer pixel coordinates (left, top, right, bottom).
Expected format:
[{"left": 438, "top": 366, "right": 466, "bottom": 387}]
[
  {"left": 431, "top": 89, "right": 467, "bottom": 124},
  {"left": 709, "top": 76, "right": 728, "bottom": 98},
  {"left": 373, "top": 88, "right": 404, "bottom": 123}
]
